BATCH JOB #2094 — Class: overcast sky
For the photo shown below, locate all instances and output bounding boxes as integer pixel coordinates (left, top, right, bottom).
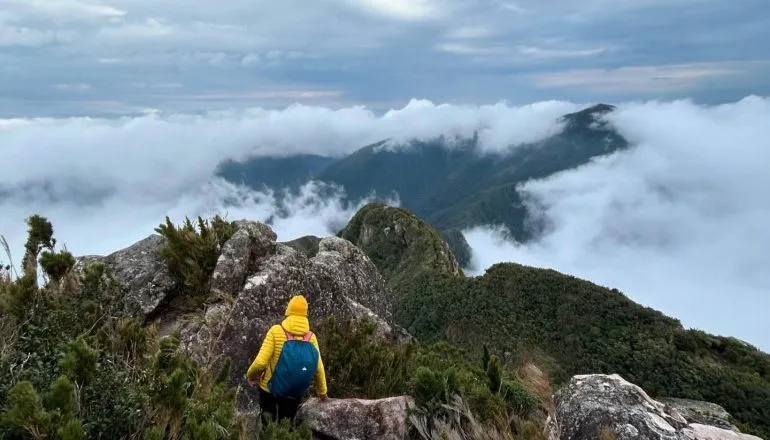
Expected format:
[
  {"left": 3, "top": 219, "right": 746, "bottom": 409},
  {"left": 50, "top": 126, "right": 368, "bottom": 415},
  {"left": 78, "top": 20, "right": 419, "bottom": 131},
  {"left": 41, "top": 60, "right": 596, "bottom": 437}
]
[{"left": 1, "top": 0, "right": 769, "bottom": 116}]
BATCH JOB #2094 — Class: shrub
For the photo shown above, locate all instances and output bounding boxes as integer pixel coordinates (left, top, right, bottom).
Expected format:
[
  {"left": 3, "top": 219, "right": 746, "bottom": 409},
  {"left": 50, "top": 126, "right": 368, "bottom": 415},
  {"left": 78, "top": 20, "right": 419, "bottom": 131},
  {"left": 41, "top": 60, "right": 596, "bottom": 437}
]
[{"left": 155, "top": 215, "right": 236, "bottom": 309}]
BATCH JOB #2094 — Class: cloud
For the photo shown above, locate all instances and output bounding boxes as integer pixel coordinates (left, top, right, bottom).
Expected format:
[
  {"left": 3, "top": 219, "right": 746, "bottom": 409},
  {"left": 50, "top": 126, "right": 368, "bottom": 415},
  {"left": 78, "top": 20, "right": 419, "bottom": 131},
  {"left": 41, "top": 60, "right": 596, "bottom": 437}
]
[
  {"left": 2, "top": 0, "right": 769, "bottom": 113},
  {"left": 0, "top": 98, "right": 572, "bottom": 267},
  {"left": 0, "top": 99, "right": 577, "bottom": 195},
  {"left": 0, "top": 180, "right": 384, "bottom": 260},
  {"left": 346, "top": 0, "right": 441, "bottom": 21},
  {"left": 463, "top": 96, "right": 770, "bottom": 352}
]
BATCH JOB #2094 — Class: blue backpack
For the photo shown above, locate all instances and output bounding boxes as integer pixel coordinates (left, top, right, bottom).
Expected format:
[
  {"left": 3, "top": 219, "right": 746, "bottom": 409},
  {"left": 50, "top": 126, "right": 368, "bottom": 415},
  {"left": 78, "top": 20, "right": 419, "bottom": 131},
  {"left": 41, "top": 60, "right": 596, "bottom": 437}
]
[{"left": 268, "top": 327, "right": 320, "bottom": 400}]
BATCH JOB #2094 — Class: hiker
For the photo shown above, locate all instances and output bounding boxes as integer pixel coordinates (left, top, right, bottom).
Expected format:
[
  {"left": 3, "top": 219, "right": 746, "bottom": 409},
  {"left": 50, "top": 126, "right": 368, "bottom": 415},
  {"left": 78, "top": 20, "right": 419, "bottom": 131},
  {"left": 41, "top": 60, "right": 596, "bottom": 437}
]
[{"left": 245, "top": 294, "right": 328, "bottom": 423}]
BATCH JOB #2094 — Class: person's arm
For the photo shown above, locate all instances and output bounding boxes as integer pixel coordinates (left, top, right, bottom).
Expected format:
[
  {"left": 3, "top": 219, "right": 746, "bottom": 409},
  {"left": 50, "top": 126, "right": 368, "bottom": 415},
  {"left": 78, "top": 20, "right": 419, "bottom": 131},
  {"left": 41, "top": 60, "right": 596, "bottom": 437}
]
[
  {"left": 310, "top": 334, "right": 328, "bottom": 399},
  {"left": 246, "top": 326, "right": 276, "bottom": 384}
]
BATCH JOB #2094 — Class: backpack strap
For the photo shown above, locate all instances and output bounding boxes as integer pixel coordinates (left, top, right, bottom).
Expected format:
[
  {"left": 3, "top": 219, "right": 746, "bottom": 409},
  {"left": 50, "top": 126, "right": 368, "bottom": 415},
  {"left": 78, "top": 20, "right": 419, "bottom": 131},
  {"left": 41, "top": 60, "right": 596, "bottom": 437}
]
[
  {"left": 281, "top": 326, "right": 295, "bottom": 341},
  {"left": 281, "top": 326, "right": 313, "bottom": 342}
]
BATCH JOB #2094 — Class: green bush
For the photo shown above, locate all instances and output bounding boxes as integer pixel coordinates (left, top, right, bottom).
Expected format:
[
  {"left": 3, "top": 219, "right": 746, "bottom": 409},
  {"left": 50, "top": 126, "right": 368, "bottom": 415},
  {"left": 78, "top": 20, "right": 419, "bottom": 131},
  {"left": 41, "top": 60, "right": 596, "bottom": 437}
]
[
  {"left": 1, "top": 215, "right": 247, "bottom": 440},
  {"left": 155, "top": 215, "right": 236, "bottom": 309}
]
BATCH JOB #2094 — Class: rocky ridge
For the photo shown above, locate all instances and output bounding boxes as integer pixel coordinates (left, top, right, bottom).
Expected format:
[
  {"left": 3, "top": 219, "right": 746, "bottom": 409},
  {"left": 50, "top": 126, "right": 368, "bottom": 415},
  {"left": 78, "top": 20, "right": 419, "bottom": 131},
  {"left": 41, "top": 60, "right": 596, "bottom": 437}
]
[{"left": 76, "top": 219, "right": 410, "bottom": 420}]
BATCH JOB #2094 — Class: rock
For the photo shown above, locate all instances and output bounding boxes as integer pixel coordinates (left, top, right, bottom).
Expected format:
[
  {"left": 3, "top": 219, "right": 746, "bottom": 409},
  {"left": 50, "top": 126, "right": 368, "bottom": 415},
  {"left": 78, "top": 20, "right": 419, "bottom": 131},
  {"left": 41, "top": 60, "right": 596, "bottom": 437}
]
[
  {"left": 660, "top": 398, "right": 740, "bottom": 432},
  {"left": 210, "top": 220, "right": 276, "bottom": 296},
  {"left": 173, "top": 222, "right": 410, "bottom": 413},
  {"left": 76, "top": 234, "right": 175, "bottom": 319},
  {"left": 551, "top": 374, "right": 764, "bottom": 440},
  {"left": 682, "top": 424, "right": 763, "bottom": 440},
  {"left": 296, "top": 396, "right": 413, "bottom": 440},
  {"left": 283, "top": 235, "right": 322, "bottom": 258}
]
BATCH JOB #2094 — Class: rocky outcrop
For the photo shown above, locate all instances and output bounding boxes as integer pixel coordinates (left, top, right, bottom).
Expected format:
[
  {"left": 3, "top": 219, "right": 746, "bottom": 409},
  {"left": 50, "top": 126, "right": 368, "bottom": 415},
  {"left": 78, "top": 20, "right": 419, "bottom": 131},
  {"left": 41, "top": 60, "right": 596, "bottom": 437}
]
[
  {"left": 75, "top": 234, "right": 174, "bottom": 318},
  {"left": 142, "top": 221, "right": 411, "bottom": 414},
  {"left": 338, "top": 203, "right": 462, "bottom": 288},
  {"left": 660, "top": 398, "right": 740, "bottom": 432},
  {"left": 296, "top": 396, "right": 413, "bottom": 440},
  {"left": 550, "top": 374, "right": 763, "bottom": 440},
  {"left": 74, "top": 218, "right": 410, "bottom": 420}
]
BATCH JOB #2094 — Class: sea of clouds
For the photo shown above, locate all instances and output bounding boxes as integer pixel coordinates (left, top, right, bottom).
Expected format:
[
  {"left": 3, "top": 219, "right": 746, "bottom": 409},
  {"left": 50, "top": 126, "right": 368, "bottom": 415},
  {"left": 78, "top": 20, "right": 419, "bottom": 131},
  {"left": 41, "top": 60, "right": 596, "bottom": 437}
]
[{"left": 1, "top": 96, "right": 768, "bottom": 351}]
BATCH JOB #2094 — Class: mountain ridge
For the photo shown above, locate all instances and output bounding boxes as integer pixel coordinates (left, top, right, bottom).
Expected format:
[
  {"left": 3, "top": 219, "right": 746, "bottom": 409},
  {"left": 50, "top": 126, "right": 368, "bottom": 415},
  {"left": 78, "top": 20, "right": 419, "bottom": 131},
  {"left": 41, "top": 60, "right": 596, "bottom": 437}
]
[{"left": 216, "top": 103, "right": 629, "bottom": 264}]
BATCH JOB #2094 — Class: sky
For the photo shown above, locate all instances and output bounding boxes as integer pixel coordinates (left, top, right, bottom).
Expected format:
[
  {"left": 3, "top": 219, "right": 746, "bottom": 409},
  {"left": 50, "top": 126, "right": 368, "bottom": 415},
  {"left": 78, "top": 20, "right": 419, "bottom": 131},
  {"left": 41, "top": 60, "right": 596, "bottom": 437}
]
[{"left": 1, "top": 0, "right": 770, "bottom": 116}]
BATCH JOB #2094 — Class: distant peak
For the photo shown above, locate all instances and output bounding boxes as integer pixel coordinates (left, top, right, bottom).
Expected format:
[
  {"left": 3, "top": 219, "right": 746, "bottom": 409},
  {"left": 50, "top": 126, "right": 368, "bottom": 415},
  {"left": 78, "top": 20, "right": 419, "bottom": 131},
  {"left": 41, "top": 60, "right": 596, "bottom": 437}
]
[{"left": 558, "top": 103, "right": 617, "bottom": 128}]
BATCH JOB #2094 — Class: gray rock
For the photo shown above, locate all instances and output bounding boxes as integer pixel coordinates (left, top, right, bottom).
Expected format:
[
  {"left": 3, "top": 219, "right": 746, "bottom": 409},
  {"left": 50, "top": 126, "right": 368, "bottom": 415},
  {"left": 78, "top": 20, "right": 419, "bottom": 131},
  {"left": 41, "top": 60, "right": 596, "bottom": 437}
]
[
  {"left": 660, "top": 398, "right": 740, "bottom": 432},
  {"left": 296, "top": 396, "right": 413, "bottom": 440},
  {"left": 174, "top": 225, "right": 410, "bottom": 414},
  {"left": 210, "top": 220, "right": 276, "bottom": 296},
  {"left": 550, "top": 374, "right": 764, "bottom": 440},
  {"left": 75, "top": 234, "right": 175, "bottom": 319}
]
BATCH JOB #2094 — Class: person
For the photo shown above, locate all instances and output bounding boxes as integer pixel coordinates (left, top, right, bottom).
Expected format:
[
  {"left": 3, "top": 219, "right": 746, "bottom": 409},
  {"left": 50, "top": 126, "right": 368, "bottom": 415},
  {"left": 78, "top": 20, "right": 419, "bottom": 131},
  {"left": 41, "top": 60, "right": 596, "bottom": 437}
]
[{"left": 246, "top": 294, "right": 328, "bottom": 423}]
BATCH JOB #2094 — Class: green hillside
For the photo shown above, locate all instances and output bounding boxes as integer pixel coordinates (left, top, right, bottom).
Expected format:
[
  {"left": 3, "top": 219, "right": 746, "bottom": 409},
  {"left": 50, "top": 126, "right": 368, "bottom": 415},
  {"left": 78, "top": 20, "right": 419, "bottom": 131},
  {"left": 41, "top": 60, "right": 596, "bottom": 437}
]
[{"left": 345, "top": 204, "right": 770, "bottom": 438}]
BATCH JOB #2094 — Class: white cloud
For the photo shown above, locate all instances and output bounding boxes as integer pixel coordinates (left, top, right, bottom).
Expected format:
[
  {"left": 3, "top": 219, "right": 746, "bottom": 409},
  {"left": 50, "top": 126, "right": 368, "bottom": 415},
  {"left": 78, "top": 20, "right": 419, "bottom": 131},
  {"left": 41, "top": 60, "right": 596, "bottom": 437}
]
[
  {"left": 0, "top": 99, "right": 575, "bottom": 195},
  {"left": 0, "top": 98, "right": 571, "bottom": 266},
  {"left": 444, "top": 26, "right": 491, "bottom": 39},
  {"left": 516, "top": 45, "right": 607, "bottom": 59},
  {"left": 0, "top": 180, "right": 385, "bottom": 260},
  {"left": 464, "top": 96, "right": 770, "bottom": 352},
  {"left": 346, "top": 0, "right": 440, "bottom": 21},
  {"left": 53, "top": 83, "right": 92, "bottom": 91},
  {"left": 8, "top": 0, "right": 126, "bottom": 22}
]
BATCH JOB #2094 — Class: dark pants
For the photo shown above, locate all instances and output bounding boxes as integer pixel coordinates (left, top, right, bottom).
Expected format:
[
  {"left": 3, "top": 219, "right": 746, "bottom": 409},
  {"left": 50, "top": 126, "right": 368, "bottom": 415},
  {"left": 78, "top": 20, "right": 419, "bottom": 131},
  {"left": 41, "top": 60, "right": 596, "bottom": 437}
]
[{"left": 259, "top": 388, "right": 300, "bottom": 424}]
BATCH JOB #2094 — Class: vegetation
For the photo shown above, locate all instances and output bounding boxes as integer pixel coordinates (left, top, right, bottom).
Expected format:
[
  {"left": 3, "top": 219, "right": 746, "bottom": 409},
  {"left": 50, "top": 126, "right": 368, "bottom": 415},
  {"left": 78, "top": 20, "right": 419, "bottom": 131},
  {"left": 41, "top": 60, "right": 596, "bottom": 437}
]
[
  {"left": 395, "top": 265, "right": 770, "bottom": 438},
  {"left": 316, "top": 318, "right": 548, "bottom": 440},
  {"left": 338, "top": 203, "right": 462, "bottom": 290},
  {"left": 315, "top": 104, "right": 628, "bottom": 244},
  {"left": 154, "top": 215, "right": 236, "bottom": 310},
  {"left": 0, "top": 215, "right": 250, "bottom": 440},
  {"left": 334, "top": 201, "right": 770, "bottom": 437}
]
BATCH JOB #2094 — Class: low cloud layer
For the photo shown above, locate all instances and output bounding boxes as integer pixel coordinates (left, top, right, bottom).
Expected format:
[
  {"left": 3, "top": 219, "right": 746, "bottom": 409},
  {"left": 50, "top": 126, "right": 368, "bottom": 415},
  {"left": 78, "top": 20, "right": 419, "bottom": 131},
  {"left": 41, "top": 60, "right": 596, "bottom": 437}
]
[
  {"left": 0, "top": 99, "right": 577, "bottom": 195},
  {"left": 0, "top": 98, "right": 570, "bottom": 260},
  {"left": 464, "top": 96, "right": 770, "bottom": 352},
  {"left": 0, "top": 180, "right": 383, "bottom": 261}
]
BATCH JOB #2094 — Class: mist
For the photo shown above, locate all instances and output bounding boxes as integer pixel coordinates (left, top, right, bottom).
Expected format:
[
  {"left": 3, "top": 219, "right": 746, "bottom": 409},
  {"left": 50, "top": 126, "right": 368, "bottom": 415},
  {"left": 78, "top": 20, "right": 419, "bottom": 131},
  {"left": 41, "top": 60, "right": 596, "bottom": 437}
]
[{"left": 464, "top": 96, "right": 770, "bottom": 352}]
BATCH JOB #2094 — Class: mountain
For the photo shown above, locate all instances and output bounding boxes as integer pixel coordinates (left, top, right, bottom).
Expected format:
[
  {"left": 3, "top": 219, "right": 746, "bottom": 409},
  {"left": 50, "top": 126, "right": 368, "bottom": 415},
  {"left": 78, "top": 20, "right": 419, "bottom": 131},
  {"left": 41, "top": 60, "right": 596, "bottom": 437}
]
[
  {"left": 215, "top": 154, "right": 336, "bottom": 190},
  {"left": 316, "top": 104, "right": 627, "bottom": 242},
  {"left": 216, "top": 104, "right": 629, "bottom": 263},
  {"left": 344, "top": 203, "right": 770, "bottom": 438}
]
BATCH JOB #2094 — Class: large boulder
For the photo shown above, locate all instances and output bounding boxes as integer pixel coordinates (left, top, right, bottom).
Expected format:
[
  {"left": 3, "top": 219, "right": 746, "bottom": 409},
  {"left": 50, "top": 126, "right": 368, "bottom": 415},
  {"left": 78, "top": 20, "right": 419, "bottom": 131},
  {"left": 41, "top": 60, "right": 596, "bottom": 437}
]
[
  {"left": 550, "top": 374, "right": 763, "bottom": 440},
  {"left": 75, "top": 234, "right": 174, "bottom": 318},
  {"left": 296, "top": 396, "right": 413, "bottom": 440},
  {"left": 169, "top": 221, "right": 410, "bottom": 412}
]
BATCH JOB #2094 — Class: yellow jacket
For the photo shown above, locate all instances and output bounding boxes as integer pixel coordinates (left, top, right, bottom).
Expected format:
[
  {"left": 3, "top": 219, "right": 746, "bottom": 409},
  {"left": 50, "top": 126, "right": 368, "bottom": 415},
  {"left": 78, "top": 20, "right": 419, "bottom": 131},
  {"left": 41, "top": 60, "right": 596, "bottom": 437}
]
[{"left": 246, "top": 315, "right": 328, "bottom": 396}]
